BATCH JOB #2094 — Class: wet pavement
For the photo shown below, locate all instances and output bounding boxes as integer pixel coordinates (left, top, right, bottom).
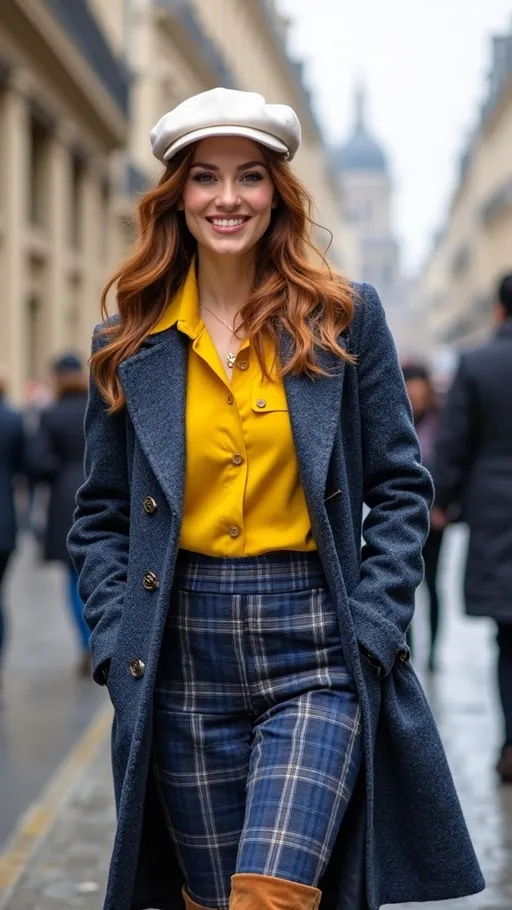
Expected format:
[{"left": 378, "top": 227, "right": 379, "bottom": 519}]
[
  {"left": 0, "top": 533, "right": 106, "bottom": 848},
  {"left": 1, "top": 526, "right": 511, "bottom": 908}
]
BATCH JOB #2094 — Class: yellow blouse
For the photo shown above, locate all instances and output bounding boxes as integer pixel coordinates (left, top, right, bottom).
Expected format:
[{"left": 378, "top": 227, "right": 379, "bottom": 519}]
[{"left": 151, "top": 264, "right": 316, "bottom": 557}]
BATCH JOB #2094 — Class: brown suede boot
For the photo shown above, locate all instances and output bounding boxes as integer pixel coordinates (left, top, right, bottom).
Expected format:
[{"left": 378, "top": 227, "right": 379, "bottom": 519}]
[
  {"left": 182, "top": 885, "right": 216, "bottom": 910},
  {"left": 230, "top": 873, "right": 321, "bottom": 910}
]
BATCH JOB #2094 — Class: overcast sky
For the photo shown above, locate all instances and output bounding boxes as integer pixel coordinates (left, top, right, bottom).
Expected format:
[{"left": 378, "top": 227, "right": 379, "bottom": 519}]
[{"left": 277, "top": 0, "right": 512, "bottom": 275}]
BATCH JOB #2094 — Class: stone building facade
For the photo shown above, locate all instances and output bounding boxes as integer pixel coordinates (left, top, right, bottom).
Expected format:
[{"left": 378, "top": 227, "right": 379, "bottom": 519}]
[
  {"left": 418, "top": 25, "right": 512, "bottom": 350},
  {"left": 0, "top": 0, "right": 129, "bottom": 401}
]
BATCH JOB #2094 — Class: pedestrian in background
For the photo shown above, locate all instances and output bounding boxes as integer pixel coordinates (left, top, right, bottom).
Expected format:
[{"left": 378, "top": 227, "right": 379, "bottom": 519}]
[
  {"left": 0, "top": 372, "right": 25, "bottom": 703},
  {"left": 402, "top": 362, "right": 445, "bottom": 671},
  {"left": 28, "top": 354, "right": 90, "bottom": 677},
  {"left": 22, "top": 378, "right": 52, "bottom": 540},
  {"left": 68, "top": 88, "right": 483, "bottom": 910},
  {"left": 434, "top": 273, "right": 512, "bottom": 783}
]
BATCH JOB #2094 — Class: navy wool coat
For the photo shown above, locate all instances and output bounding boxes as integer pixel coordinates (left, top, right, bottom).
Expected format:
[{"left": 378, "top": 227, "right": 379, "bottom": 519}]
[{"left": 68, "top": 284, "right": 484, "bottom": 910}]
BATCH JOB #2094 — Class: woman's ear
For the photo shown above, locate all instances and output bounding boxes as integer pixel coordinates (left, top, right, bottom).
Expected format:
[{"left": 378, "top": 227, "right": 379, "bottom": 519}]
[
  {"left": 177, "top": 200, "right": 184, "bottom": 211},
  {"left": 271, "top": 195, "right": 279, "bottom": 210}
]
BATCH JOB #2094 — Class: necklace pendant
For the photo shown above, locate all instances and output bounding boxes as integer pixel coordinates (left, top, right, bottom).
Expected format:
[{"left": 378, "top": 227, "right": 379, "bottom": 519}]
[{"left": 226, "top": 352, "right": 236, "bottom": 369}]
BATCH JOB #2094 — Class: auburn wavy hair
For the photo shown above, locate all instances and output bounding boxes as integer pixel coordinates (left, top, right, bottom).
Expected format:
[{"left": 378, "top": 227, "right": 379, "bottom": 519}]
[{"left": 92, "top": 144, "right": 356, "bottom": 412}]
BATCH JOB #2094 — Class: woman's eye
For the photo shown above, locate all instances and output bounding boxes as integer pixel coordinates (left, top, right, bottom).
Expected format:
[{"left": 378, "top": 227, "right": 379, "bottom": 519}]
[
  {"left": 193, "top": 173, "right": 216, "bottom": 183},
  {"left": 241, "top": 172, "right": 264, "bottom": 183}
]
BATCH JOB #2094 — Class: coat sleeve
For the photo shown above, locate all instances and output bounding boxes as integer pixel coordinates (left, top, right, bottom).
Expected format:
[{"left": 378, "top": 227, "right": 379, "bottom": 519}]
[
  {"left": 432, "top": 355, "right": 477, "bottom": 512},
  {"left": 67, "top": 330, "right": 130, "bottom": 684},
  {"left": 350, "top": 284, "right": 433, "bottom": 676}
]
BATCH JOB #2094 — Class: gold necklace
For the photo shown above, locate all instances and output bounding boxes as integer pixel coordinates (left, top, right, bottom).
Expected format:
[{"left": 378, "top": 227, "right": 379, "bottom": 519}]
[{"left": 200, "top": 303, "right": 241, "bottom": 369}]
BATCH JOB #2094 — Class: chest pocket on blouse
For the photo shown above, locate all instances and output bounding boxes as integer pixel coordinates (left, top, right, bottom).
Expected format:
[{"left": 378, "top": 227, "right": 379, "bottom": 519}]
[{"left": 250, "top": 382, "right": 289, "bottom": 414}]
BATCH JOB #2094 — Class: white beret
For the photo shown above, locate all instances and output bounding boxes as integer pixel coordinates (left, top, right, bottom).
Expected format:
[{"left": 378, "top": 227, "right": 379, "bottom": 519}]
[{"left": 150, "top": 87, "right": 301, "bottom": 164}]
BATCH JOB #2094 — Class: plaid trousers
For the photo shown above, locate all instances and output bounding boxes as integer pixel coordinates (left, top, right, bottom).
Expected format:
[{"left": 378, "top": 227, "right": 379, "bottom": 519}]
[{"left": 153, "top": 550, "right": 362, "bottom": 910}]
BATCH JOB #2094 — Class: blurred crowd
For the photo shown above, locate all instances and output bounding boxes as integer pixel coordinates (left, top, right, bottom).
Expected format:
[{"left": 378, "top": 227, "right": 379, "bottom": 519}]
[
  {"left": 0, "top": 274, "right": 511, "bottom": 782},
  {"left": 0, "top": 352, "right": 91, "bottom": 698}
]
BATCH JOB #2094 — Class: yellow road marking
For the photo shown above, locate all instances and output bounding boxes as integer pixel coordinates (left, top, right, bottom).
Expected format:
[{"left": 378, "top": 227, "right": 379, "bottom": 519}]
[{"left": 0, "top": 703, "right": 112, "bottom": 900}]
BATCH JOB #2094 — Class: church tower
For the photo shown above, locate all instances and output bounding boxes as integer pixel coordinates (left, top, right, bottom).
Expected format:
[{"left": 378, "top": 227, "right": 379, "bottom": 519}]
[{"left": 336, "top": 87, "right": 404, "bottom": 330}]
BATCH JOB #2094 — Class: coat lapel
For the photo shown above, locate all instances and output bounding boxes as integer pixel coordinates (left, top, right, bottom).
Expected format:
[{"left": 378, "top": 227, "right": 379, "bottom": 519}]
[
  {"left": 281, "top": 332, "right": 346, "bottom": 506},
  {"left": 118, "top": 328, "right": 188, "bottom": 515}
]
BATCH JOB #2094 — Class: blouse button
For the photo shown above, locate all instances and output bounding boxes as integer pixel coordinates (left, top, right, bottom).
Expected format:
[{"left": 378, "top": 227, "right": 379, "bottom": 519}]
[
  {"left": 256, "top": 399, "right": 266, "bottom": 409},
  {"left": 229, "top": 526, "right": 240, "bottom": 538},
  {"left": 232, "top": 453, "right": 244, "bottom": 466}
]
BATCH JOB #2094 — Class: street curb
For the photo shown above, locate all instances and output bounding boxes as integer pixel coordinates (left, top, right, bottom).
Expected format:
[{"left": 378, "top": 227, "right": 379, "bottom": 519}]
[{"left": 0, "top": 702, "right": 112, "bottom": 908}]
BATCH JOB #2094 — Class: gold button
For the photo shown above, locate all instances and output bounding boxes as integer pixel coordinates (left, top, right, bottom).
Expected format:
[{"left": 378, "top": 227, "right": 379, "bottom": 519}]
[
  {"left": 130, "top": 657, "right": 146, "bottom": 679},
  {"left": 256, "top": 399, "right": 266, "bottom": 409},
  {"left": 143, "top": 496, "right": 158, "bottom": 514},
  {"left": 226, "top": 393, "right": 234, "bottom": 405},
  {"left": 229, "top": 526, "right": 240, "bottom": 538},
  {"left": 232, "top": 453, "right": 244, "bottom": 466},
  {"left": 237, "top": 359, "right": 249, "bottom": 370},
  {"left": 143, "top": 570, "right": 159, "bottom": 591}
]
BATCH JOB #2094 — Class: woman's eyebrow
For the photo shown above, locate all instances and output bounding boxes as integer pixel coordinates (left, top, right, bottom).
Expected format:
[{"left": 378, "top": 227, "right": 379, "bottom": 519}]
[
  {"left": 236, "top": 161, "right": 267, "bottom": 170},
  {"left": 190, "top": 161, "right": 267, "bottom": 171}
]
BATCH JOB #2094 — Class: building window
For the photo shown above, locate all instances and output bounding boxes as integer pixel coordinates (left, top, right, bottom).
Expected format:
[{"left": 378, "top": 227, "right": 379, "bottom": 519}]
[
  {"left": 27, "top": 294, "right": 43, "bottom": 378},
  {"left": 70, "top": 154, "right": 85, "bottom": 249},
  {"left": 67, "top": 278, "right": 81, "bottom": 349},
  {"left": 28, "top": 118, "right": 50, "bottom": 228}
]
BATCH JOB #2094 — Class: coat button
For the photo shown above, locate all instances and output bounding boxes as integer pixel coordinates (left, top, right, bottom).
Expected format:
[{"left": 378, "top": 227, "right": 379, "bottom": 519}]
[
  {"left": 226, "top": 393, "right": 234, "bottom": 405},
  {"left": 143, "top": 570, "right": 159, "bottom": 591},
  {"left": 229, "top": 526, "right": 240, "bottom": 538},
  {"left": 143, "top": 496, "right": 158, "bottom": 514},
  {"left": 256, "top": 398, "right": 266, "bottom": 408},
  {"left": 232, "top": 453, "right": 244, "bottom": 465},
  {"left": 398, "top": 648, "right": 410, "bottom": 663},
  {"left": 237, "top": 359, "right": 249, "bottom": 370},
  {"left": 130, "top": 657, "right": 146, "bottom": 679}
]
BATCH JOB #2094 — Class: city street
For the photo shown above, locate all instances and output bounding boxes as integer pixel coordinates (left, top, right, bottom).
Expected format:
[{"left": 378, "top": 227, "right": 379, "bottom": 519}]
[
  {"left": 0, "top": 526, "right": 511, "bottom": 909},
  {"left": 0, "top": 534, "right": 105, "bottom": 848}
]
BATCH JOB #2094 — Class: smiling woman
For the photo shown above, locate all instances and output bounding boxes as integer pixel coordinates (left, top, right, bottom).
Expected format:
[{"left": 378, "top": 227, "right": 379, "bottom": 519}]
[{"left": 67, "top": 87, "right": 484, "bottom": 910}]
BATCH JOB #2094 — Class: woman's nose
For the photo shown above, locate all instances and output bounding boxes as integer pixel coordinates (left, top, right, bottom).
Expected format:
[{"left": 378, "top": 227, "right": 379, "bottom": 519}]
[{"left": 215, "top": 181, "right": 240, "bottom": 208}]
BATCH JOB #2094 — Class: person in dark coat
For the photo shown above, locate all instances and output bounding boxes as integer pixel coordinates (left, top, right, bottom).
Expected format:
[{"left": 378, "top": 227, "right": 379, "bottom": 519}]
[
  {"left": 0, "top": 373, "right": 25, "bottom": 697},
  {"left": 68, "top": 89, "right": 483, "bottom": 910},
  {"left": 30, "top": 354, "right": 90, "bottom": 676},
  {"left": 402, "top": 362, "right": 445, "bottom": 671},
  {"left": 434, "top": 273, "right": 512, "bottom": 784}
]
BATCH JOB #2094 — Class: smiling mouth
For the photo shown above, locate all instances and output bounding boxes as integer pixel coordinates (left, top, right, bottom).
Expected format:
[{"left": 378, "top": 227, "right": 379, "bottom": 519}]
[{"left": 206, "top": 216, "right": 251, "bottom": 231}]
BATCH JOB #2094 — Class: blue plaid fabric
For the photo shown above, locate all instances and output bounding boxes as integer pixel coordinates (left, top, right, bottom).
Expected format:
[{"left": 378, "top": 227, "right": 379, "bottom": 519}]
[{"left": 152, "top": 550, "right": 362, "bottom": 910}]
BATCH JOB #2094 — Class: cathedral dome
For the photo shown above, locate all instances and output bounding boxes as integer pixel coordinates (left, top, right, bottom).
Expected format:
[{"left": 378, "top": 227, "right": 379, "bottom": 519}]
[{"left": 337, "top": 87, "right": 387, "bottom": 173}]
